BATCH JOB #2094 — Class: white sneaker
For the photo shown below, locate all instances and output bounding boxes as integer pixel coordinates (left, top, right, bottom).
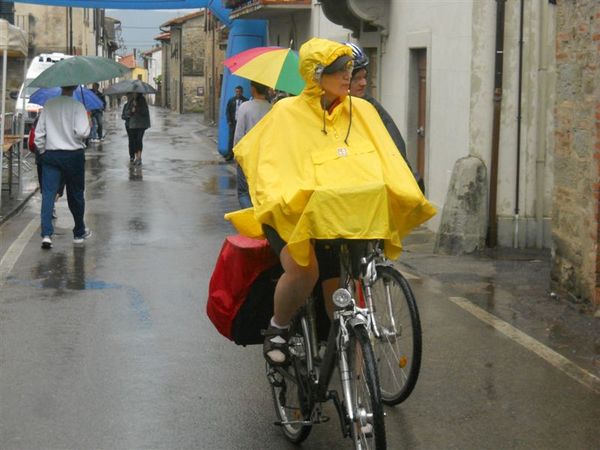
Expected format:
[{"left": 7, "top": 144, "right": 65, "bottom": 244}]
[
  {"left": 41, "top": 236, "right": 52, "bottom": 249},
  {"left": 73, "top": 228, "right": 92, "bottom": 244}
]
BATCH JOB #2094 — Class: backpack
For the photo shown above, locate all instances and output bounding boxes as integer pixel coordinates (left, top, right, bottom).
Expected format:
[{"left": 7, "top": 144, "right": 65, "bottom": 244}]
[
  {"left": 207, "top": 235, "right": 280, "bottom": 345},
  {"left": 28, "top": 117, "right": 39, "bottom": 153}
]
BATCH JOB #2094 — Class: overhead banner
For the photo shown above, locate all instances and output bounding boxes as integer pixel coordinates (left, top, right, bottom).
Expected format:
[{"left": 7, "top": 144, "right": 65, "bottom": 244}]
[{"left": 15, "top": 0, "right": 231, "bottom": 24}]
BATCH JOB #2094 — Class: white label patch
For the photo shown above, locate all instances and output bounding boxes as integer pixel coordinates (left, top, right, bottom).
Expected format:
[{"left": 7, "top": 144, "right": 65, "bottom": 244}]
[{"left": 337, "top": 147, "right": 348, "bottom": 157}]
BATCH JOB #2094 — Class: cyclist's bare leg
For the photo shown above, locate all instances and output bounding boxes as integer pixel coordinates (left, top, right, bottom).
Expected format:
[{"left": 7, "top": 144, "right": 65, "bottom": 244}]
[
  {"left": 273, "top": 245, "right": 319, "bottom": 326},
  {"left": 321, "top": 278, "right": 339, "bottom": 319}
]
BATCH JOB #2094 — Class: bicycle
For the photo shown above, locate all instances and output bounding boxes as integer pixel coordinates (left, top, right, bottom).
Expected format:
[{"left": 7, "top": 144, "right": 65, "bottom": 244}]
[
  {"left": 266, "top": 240, "right": 387, "bottom": 449},
  {"left": 359, "top": 242, "right": 423, "bottom": 405}
]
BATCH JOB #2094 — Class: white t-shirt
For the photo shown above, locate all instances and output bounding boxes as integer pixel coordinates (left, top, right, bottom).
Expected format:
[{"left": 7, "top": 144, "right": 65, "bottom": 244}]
[{"left": 34, "top": 95, "right": 90, "bottom": 153}]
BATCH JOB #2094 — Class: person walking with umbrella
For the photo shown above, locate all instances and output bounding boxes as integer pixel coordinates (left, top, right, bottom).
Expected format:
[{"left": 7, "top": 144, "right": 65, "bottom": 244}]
[
  {"left": 124, "top": 92, "right": 150, "bottom": 166},
  {"left": 34, "top": 85, "right": 91, "bottom": 249},
  {"left": 104, "top": 79, "right": 157, "bottom": 165},
  {"left": 27, "top": 55, "right": 129, "bottom": 248}
]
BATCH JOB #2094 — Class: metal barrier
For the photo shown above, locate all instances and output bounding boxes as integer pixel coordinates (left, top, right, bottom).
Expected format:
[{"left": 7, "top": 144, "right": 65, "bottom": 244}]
[{"left": 2, "top": 111, "right": 32, "bottom": 199}]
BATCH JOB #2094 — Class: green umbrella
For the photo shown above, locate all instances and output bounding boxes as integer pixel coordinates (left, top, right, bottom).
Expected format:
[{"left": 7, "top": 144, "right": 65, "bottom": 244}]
[{"left": 29, "top": 56, "right": 129, "bottom": 88}]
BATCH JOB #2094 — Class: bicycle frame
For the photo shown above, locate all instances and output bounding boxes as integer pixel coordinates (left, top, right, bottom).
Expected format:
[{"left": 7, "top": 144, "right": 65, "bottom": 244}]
[{"left": 272, "top": 242, "right": 375, "bottom": 434}]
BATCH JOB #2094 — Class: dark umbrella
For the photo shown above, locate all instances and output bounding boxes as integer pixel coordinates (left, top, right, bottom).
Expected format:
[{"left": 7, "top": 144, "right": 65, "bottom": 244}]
[{"left": 104, "top": 79, "right": 157, "bottom": 95}]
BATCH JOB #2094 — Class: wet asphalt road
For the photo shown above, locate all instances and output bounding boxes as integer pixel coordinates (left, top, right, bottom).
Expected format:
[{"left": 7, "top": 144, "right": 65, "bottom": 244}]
[{"left": 0, "top": 107, "right": 598, "bottom": 449}]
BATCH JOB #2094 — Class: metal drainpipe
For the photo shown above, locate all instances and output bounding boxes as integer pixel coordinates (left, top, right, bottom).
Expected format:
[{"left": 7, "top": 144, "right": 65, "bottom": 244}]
[
  {"left": 535, "top": 1, "right": 550, "bottom": 248},
  {"left": 488, "top": 0, "right": 507, "bottom": 248},
  {"left": 513, "top": 0, "right": 525, "bottom": 248},
  {"left": 179, "top": 27, "right": 183, "bottom": 114},
  {"left": 69, "top": 7, "right": 73, "bottom": 54},
  {"left": 0, "top": 48, "right": 7, "bottom": 207},
  {"left": 377, "top": 31, "right": 387, "bottom": 102}
]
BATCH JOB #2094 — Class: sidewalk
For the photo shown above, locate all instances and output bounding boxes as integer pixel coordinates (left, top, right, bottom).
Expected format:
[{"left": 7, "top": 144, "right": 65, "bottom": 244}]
[
  {"left": 399, "top": 228, "right": 599, "bottom": 378},
  {"left": 0, "top": 151, "right": 39, "bottom": 225}
]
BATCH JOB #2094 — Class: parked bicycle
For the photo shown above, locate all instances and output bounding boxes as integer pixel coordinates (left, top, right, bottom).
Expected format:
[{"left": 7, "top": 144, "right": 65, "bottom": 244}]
[{"left": 266, "top": 240, "right": 387, "bottom": 449}]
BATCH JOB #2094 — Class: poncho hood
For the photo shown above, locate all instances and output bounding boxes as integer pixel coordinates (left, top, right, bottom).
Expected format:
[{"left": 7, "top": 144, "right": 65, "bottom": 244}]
[{"left": 298, "top": 37, "right": 353, "bottom": 99}]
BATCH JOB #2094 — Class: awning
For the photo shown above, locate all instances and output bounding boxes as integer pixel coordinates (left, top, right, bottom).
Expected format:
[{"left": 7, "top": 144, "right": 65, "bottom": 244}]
[
  {"left": 0, "top": 18, "right": 27, "bottom": 57},
  {"left": 15, "top": 0, "right": 232, "bottom": 25}
]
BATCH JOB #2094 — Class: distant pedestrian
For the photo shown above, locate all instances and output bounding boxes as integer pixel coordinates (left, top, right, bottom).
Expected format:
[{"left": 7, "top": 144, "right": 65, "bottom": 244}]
[
  {"left": 34, "top": 85, "right": 92, "bottom": 249},
  {"left": 89, "top": 82, "right": 106, "bottom": 143},
  {"left": 121, "top": 93, "right": 135, "bottom": 162},
  {"left": 233, "top": 81, "right": 272, "bottom": 208},
  {"left": 345, "top": 42, "right": 424, "bottom": 192},
  {"left": 225, "top": 85, "right": 247, "bottom": 161},
  {"left": 124, "top": 93, "right": 150, "bottom": 166}
]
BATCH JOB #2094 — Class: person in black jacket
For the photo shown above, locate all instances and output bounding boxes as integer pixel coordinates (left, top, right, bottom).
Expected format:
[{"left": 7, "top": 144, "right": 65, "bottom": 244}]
[
  {"left": 225, "top": 85, "right": 248, "bottom": 161},
  {"left": 345, "top": 42, "right": 424, "bottom": 193}
]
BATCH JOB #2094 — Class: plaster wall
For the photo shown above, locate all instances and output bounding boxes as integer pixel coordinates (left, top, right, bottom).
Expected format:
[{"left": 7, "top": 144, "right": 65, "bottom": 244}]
[
  {"left": 146, "top": 50, "right": 161, "bottom": 106},
  {"left": 379, "top": 0, "right": 554, "bottom": 248},
  {"left": 382, "top": 0, "right": 474, "bottom": 231},
  {"left": 267, "top": 2, "right": 349, "bottom": 50}
]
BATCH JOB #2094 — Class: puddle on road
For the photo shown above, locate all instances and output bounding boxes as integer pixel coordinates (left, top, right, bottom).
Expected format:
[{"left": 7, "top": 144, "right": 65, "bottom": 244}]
[{"left": 202, "top": 173, "right": 235, "bottom": 194}]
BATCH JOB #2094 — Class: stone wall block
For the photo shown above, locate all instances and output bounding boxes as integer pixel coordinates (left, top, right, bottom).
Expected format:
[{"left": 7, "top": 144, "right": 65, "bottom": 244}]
[
  {"left": 573, "top": 128, "right": 591, "bottom": 158},
  {"left": 434, "top": 156, "right": 488, "bottom": 255},
  {"left": 552, "top": 0, "right": 600, "bottom": 312}
]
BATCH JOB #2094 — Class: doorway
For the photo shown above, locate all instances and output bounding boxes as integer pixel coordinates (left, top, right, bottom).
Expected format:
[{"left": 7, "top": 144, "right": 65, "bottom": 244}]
[{"left": 408, "top": 48, "right": 427, "bottom": 182}]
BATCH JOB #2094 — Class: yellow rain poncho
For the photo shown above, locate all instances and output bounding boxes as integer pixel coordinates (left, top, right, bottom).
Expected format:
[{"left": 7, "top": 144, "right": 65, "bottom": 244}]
[{"left": 225, "top": 38, "right": 436, "bottom": 265}]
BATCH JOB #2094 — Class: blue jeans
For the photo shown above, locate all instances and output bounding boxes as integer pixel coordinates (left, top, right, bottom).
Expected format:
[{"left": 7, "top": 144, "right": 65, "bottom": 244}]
[
  {"left": 236, "top": 164, "right": 252, "bottom": 209},
  {"left": 90, "top": 110, "right": 103, "bottom": 139},
  {"left": 40, "top": 150, "right": 86, "bottom": 238}
]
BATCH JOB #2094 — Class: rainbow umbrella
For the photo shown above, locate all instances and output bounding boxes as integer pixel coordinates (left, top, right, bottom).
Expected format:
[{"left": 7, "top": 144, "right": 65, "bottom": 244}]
[{"left": 223, "top": 47, "right": 304, "bottom": 95}]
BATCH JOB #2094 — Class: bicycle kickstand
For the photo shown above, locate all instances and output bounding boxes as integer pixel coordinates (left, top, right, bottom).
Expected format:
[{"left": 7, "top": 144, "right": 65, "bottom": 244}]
[{"left": 327, "top": 390, "right": 350, "bottom": 438}]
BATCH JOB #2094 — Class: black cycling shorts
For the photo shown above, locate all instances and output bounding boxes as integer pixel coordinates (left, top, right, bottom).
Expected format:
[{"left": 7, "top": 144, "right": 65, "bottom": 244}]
[{"left": 262, "top": 225, "right": 340, "bottom": 280}]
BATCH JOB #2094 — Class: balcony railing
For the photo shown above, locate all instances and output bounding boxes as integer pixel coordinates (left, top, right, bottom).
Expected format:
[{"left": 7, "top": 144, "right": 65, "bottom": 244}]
[
  {"left": 225, "top": 0, "right": 311, "bottom": 20},
  {"left": 14, "top": 14, "right": 31, "bottom": 45}
]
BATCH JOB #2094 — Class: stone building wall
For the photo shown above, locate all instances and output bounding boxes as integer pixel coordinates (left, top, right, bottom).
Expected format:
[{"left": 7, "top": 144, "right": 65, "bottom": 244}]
[
  {"left": 14, "top": 4, "right": 95, "bottom": 56},
  {"left": 182, "top": 76, "right": 204, "bottom": 113},
  {"left": 181, "top": 14, "right": 204, "bottom": 113},
  {"left": 168, "top": 28, "right": 181, "bottom": 113},
  {"left": 203, "top": 14, "right": 226, "bottom": 124},
  {"left": 552, "top": 0, "right": 600, "bottom": 312}
]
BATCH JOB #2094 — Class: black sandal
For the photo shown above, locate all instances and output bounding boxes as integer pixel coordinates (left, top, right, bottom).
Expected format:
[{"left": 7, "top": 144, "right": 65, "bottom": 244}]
[{"left": 262, "top": 325, "right": 290, "bottom": 366}]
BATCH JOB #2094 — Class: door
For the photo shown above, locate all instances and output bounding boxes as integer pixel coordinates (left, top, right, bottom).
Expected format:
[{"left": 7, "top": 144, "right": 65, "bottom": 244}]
[{"left": 416, "top": 50, "right": 427, "bottom": 179}]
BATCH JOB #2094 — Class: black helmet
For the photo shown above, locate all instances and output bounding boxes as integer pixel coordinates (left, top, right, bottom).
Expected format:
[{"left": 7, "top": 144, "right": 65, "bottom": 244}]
[{"left": 344, "top": 42, "right": 369, "bottom": 71}]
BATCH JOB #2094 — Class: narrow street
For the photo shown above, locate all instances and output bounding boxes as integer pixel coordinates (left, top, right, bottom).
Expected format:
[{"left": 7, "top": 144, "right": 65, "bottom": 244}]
[{"left": 0, "top": 107, "right": 598, "bottom": 449}]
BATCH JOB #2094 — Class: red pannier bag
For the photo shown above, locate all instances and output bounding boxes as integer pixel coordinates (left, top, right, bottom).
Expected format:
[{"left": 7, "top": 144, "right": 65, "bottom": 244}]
[{"left": 207, "top": 235, "right": 282, "bottom": 345}]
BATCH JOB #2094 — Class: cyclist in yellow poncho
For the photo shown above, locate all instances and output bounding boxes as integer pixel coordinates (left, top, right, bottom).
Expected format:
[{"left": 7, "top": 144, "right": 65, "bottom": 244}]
[{"left": 225, "top": 38, "right": 435, "bottom": 365}]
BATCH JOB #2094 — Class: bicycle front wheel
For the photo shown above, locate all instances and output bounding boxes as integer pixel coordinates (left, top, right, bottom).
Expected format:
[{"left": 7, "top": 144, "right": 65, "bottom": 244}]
[
  {"left": 347, "top": 324, "right": 386, "bottom": 450},
  {"left": 368, "top": 265, "right": 422, "bottom": 405}
]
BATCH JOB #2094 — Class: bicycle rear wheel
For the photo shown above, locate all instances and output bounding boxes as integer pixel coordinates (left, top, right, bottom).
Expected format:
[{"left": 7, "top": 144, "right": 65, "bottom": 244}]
[
  {"left": 347, "top": 324, "right": 386, "bottom": 450},
  {"left": 368, "top": 265, "right": 422, "bottom": 405},
  {"left": 267, "top": 316, "right": 312, "bottom": 443}
]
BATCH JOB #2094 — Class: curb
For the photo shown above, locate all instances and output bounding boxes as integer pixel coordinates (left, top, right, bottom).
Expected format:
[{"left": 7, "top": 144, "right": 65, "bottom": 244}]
[{"left": 0, "top": 187, "right": 39, "bottom": 226}]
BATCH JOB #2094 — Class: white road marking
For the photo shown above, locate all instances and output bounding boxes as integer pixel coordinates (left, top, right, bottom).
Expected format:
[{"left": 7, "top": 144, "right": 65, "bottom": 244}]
[
  {"left": 0, "top": 218, "right": 38, "bottom": 288},
  {"left": 399, "top": 270, "right": 420, "bottom": 281},
  {"left": 449, "top": 296, "right": 600, "bottom": 394}
]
